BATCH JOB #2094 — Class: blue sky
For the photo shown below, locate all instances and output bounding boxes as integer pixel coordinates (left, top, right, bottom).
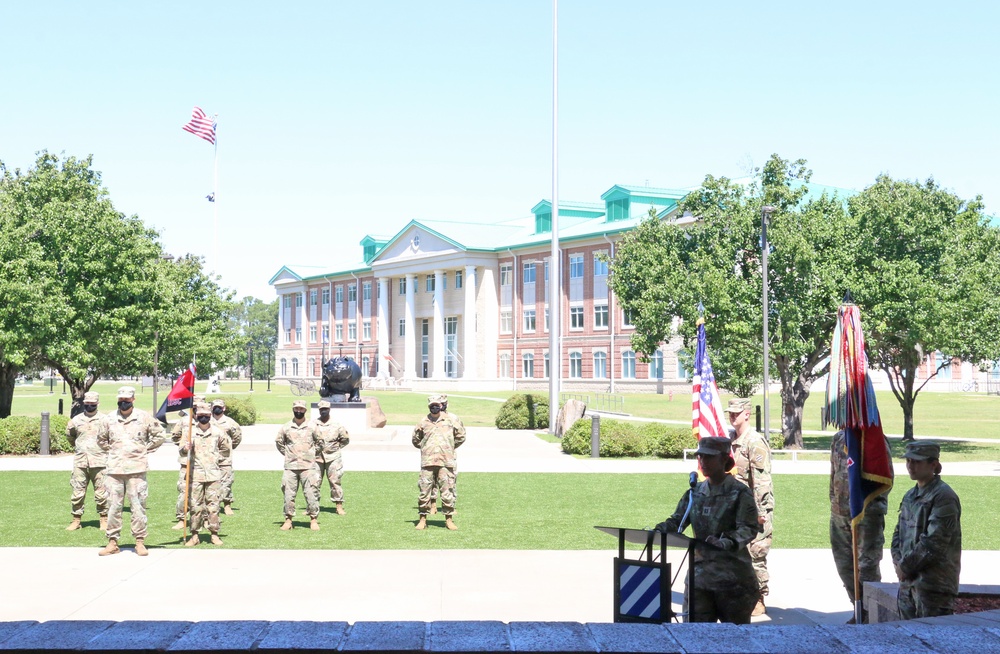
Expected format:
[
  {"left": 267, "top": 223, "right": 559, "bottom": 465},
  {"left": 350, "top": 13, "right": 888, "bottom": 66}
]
[{"left": 3, "top": 1, "right": 997, "bottom": 300}]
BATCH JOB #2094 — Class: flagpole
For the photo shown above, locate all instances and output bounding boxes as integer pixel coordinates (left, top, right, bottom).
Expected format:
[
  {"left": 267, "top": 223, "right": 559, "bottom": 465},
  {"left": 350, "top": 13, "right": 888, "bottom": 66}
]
[
  {"left": 548, "top": 0, "right": 561, "bottom": 434},
  {"left": 212, "top": 116, "right": 219, "bottom": 277}
]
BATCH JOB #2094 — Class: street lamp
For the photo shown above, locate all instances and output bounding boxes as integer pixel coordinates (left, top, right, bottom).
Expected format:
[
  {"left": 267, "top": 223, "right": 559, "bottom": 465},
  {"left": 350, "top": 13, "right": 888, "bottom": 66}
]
[
  {"left": 266, "top": 349, "right": 271, "bottom": 392},
  {"left": 248, "top": 345, "right": 254, "bottom": 392},
  {"left": 761, "top": 205, "right": 776, "bottom": 441}
]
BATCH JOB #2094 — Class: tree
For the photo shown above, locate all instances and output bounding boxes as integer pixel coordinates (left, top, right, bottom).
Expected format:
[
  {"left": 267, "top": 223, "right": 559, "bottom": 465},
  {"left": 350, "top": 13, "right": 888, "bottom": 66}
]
[
  {"left": 609, "top": 154, "right": 856, "bottom": 447},
  {"left": 849, "top": 176, "right": 1000, "bottom": 440},
  {"left": 232, "top": 296, "right": 278, "bottom": 379}
]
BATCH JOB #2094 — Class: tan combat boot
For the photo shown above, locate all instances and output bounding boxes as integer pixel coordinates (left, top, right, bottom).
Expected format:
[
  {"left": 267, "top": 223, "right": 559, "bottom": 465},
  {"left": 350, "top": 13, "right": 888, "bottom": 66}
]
[
  {"left": 223, "top": 503, "right": 234, "bottom": 516},
  {"left": 280, "top": 518, "right": 293, "bottom": 530},
  {"left": 445, "top": 516, "right": 458, "bottom": 531},
  {"left": 415, "top": 515, "right": 427, "bottom": 530},
  {"left": 135, "top": 539, "right": 148, "bottom": 556},
  {"left": 210, "top": 533, "right": 224, "bottom": 546},
  {"left": 99, "top": 516, "right": 108, "bottom": 531},
  {"left": 98, "top": 540, "right": 119, "bottom": 556},
  {"left": 65, "top": 517, "right": 82, "bottom": 531},
  {"left": 429, "top": 505, "right": 438, "bottom": 515},
  {"left": 335, "top": 502, "right": 345, "bottom": 516},
  {"left": 171, "top": 520, "right": 185, "bottom": 530},
  {"left": 185, "top": 533, "right": 200, "bottom": 547},
  {"left": 310, "top": 517, "right": 320, "bottom": 531}
]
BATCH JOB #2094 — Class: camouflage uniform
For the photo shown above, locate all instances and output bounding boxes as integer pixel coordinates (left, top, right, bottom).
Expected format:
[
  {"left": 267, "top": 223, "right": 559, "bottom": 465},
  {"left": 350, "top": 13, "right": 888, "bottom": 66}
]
[
  {"left": 211, "top": 410, "right": 242, "bottom": 507},
  {"left": 179, "top": 421, "right": 230, "bottom": 534},
  {"left": 275, "top": 420, "right": 322, "bottom": 519},
  {"left": 312, "top": 416, "right": 350, "bottom": 504},
  {"left": 66, "top": 405, "right": 109, "bottom": 520},
  {"left": 830, "top": 430, "right": 890, "bottom": 604},
  {"left": 412, "top": 408, "right": 465, "bottom": 516},
  {"left": 171, "top": 420, "right": 194, "bottom": 523},
  {"left": 99, "top": 406, "right": 165, "bottom": 541},
  {"left": 657, "top": 473, "right": 760, "bottom": 624},
  {"left": 891, "top": 464, "right": 962, "bottom": 620},
  {"left": 731, "top": 427, "right": 773, "bottom": 597}
]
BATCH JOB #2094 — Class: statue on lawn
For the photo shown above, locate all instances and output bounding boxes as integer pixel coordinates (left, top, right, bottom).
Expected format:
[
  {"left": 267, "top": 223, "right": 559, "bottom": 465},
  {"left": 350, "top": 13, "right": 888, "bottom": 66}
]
[{"left": 320, "top": 356, "right": 363, "bottom": 403}]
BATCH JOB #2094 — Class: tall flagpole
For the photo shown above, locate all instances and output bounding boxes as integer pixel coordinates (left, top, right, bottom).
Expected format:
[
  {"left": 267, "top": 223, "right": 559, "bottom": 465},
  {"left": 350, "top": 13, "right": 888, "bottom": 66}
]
[
  {"left": 548, "top": 0, "right": 561, "bottom": 433},
  {"left": 212, "top": 115, "right": 219, "bottom": 277}
]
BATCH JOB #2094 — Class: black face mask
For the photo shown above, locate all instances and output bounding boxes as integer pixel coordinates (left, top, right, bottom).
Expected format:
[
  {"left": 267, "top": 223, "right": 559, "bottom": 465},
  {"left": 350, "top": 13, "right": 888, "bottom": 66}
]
[
  {"left": 83, "top": 405, "right": 98, "bottom": 414},
  {"left": 197, "top": 415, "right": 211, "bottom": 424},
  {"left": 319, "top": 410, "right": 330, "bottom": 419},
  {"left": 429, "top": 405, "right": 442, "bottom": 415},
  {"left": 212, "top": 407, "right": 224, "bottom": 416},
  {"left": 293, "top": 411, "right": 306, "bottom": 420},
  {"left": 117, "top": 401, "right": 133, "bottom": 411}
]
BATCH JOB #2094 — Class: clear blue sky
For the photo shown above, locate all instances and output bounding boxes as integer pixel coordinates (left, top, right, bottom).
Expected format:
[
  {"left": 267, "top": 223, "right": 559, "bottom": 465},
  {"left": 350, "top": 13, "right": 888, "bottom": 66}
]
[{"left": 3, "top": 1, "right": 997, "bottom": 300}]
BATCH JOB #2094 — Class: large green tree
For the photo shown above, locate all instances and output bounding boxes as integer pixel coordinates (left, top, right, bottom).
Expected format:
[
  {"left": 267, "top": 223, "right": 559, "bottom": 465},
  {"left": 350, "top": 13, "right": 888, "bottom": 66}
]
[
  {"left": 610, "top": 154, "right": 856, "bottom": 447},
  {"left": 231, "top": 296, "right": 278, "bottom": 379},
  {"left": 849, "top": 176, "right": 1000, "bottom": 440}
]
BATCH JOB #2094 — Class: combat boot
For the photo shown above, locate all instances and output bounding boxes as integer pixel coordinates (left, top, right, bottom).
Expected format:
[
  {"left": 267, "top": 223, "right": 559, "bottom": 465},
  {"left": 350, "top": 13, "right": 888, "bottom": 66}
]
[
  {"left": 310, "top": 517, "right": 320, "bottom": 531},
  {"left": 415, "top": 515, "right": 427, "bottom": 530},
  {"left": 134, "top": 539, "right": 148, "bottom": 556},
  {"left": 185, "top": 533, "right": 200, "bottom": 547},
  {"left": 65, "top": 517, "right": 82, "bottom": 531},
  {"left": 335, "top": 502, "right": 346, "bottom": 516},
  {"left": 171, "top": 520, "right": 185, "bottom": 530},
  {"left": 223, "top": 503, "right": 234, "bottom": 516},
  {"left": 210, "top": 533, "right": 224, "bottom": 546},
  {"left": 429, "top": 505, "right": 438, "bottom": 515},
  {"left": 280, "top": 518, "right": 293, "bottom": 531},
  {"left": 445, "top": 516, "right": 458, "bottom": 531},
  {"left": 98, "top": 540, "right": 119, "bottom": 556},
  {"left": 99, "top": 516, "right": 108, "bottom": 531}
]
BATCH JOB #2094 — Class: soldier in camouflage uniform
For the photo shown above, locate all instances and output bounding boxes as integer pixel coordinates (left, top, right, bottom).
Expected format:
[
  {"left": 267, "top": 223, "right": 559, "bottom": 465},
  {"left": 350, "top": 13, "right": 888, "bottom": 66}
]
[
  {"left": 275, "top": 400, "right": 322, "bottom": 531},
  {"left": 170, "top": 395, "right": 205, "bottom": 530},
  {"left": 311, "top": 399, "right": 350, "bottom": 515},
  {"left": 178, "top": 403, "right": 230, "bottom": 546},
  {"left": 210, "top": 399, "right": 243, "bottom": 515},
  {"left": 891, "top": 441, "right": 962, "bottom": 620},
  {"left": 65, "top": 391, "right": 109, "bottom": 531},
  {"left": 830, "top": 429, "right": 892, "bottom": 621},
  {"left": 97, "top": 386, "right": 165, "bottom": 557},
  {"left": 656, "top": 437, "right": 760, "bottom": 624},
  {"left": 726, "top": 398, "right": 773, "bottom": 616},
  {"left": 412, "top": 394, "right": 465, "bottom": 530},
  {"left": 429, "top": 395, "right": 463, "bottom": 515}
]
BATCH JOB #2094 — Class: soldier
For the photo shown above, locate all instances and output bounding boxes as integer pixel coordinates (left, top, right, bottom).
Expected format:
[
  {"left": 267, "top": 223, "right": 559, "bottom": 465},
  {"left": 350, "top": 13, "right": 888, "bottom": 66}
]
[
  {"left": 312, "top": 399, "right": 350, "bottom": 515},
  {"left": 891, "top": 441, "right": 962, "bottom": 620},
  {"left": 275, "top": 400, "right": 322, "bottom": 531},
  {"left": 412, "top": 394, "right": 465, "bottom": 530},
  {"left": 65, "top": 391, "right": 109, "bottom": 531},
  {"left": 211, "top": 399, "right": 243, "bottom": 515},
  {"left": 170, "top": 395, "right": 205, "bottom": 530},
  {"left": 429, "top": 395, "right": 463, "bottom": 515},
  {"left": 97, "top": 386, "right": 165, "bottom": 557},
  {"left": 178, "top": 403, "right": 230, "bottom": 546},
  {"left": 830, "top": 429, "right": 892, "bottom": 622},
  {"left": 726, "top": 398, "right": 773, "bottom": 616},
  {"left": 655, "top": 436, "right": 759, "bottom": 623}
]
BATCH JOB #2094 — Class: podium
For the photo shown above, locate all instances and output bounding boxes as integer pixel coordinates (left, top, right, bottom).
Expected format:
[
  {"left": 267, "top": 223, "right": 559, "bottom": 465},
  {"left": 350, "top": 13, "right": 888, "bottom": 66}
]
[{"left": 595, "top": 526, "right": 696, "bottom": 624}]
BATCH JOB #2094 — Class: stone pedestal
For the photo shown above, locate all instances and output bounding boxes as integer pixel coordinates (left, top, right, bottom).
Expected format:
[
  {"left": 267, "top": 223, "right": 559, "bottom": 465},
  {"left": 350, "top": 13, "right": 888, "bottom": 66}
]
[{"left": 311, "top": 400, "right": 370, "bottom": 435}]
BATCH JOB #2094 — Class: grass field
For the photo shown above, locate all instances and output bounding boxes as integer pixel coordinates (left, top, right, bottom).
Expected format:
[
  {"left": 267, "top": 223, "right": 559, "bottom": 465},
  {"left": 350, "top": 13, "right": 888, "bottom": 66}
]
[{"left": 1, "top": 470, "right": 996, "bottom": 550}]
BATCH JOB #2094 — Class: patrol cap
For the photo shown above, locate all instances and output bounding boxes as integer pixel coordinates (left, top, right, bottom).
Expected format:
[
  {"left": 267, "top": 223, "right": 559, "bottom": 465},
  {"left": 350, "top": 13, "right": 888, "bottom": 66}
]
[
  {"left": 292, "top": 400, "right": 307, "bottom": 410},
  {"left": 83, "top": 391, "right": 99, "bottom": 403},
  {"left": 117, "top": 386, "right": 136, "bottom": 399},
  {"left": 318, "top": 400, "right": 331, "bottom": 409},
  {"left": 428, "top": 394, "right": 446, "bottom": 405},
  {"left": 694, "top": 436, "right": 732, "bottom": 457},
  {"left": 211, "top": 399, "right": 226, "bottom": 409},
  {"left": 195, "top": 403, "right": 212, "bottom": 416},
  {"left": 726, "top": 399, "right": 750, "bottom": 414},
  {"left": 903, "top": 441, "right": 941, "bottom": 461}
]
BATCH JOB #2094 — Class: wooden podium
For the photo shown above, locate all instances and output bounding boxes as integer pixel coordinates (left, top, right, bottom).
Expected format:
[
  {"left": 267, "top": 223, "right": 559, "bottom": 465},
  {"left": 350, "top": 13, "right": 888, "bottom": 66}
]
[{"left": 595, "top": 526, "right": 696, "bottom": 624}]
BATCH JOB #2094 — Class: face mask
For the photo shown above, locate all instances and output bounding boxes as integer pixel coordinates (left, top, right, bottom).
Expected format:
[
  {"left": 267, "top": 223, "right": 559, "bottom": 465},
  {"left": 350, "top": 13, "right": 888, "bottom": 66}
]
[
  {"left": 83, "top": 405, "right": 98, "bottom": 413},
  {"left": 212, "top": 407, "right": 224, "bottom": 416},
  {"left": 293, "top": 411, "right": 306, "bottom": 420},
  {"left": 429, "top": 405, "right": 441, "bottom": 415},
  {"left": 319, "top": 410, "right": 330, "bottom": 419},
  {"left": 117, "top": 401, "right": 133, "bottom": 411},
  {"left": 197, "top": 415, "right": 211, "bottom": 424}
]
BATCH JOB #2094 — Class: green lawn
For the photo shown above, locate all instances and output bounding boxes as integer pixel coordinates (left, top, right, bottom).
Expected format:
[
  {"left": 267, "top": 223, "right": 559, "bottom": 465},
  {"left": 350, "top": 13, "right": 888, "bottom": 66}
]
[{"left": 2, "top": 471, "right": 996, "bottom": 550}]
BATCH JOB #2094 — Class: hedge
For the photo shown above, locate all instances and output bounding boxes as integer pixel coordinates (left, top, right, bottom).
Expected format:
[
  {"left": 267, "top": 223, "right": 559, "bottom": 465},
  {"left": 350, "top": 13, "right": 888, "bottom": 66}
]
[
  {"left": 495, "top": 393, "right": 550, "bottom": 430},
  {"left": 208, "top": 395, "right": 258, "bottom": 426},
  {"left": 561, "top": 418, "right": 784, "bottom": 458},
  {"left": 0, "top": 414, "right": 72, "bottom": 455}
]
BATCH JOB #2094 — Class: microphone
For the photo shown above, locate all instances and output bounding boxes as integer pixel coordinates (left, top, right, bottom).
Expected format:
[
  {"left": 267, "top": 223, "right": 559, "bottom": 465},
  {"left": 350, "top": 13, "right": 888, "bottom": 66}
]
[{"left": 689, "top": 471, "right": 698, "bottom": 487}]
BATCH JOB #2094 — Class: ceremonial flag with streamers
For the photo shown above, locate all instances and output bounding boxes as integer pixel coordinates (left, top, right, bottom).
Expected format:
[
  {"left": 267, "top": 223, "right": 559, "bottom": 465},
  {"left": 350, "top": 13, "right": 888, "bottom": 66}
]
[
  {"left": 691, "top": 315, "right": 727, "bottom": 440},
  {"left": 824, "top": 304, "right": 894, "bottom": 524},
  {"left": 182, "top": 107, "right": 216, "bottom": 145},
  {"left": 154, "top": 363, "right": 197, "bottom": 423}
]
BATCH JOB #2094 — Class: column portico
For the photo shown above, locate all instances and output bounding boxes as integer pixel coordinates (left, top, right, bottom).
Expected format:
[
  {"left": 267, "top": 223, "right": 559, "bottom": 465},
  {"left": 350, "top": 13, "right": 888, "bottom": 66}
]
[
  {"left": 463, "top": 265, "right": 477, "bottom": 379},
  {"left": 432, "top": 270, "right": 445, "bottom": 378},
  {"left": 377, "top": 278, "right": 389, "bottom": 377},
  {"left": 404, "top": 274, "right": 416, "bottom": 380}
]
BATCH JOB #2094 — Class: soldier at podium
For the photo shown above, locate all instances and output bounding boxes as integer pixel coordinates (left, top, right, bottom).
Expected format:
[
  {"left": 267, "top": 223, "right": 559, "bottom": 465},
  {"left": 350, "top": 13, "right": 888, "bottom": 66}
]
[{"left": 655, "top": 436, "right": 760, "bottom": 624}]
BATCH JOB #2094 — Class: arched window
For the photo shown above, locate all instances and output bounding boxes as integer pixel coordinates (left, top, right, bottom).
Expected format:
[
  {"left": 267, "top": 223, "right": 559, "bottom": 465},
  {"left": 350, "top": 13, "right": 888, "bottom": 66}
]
[
  {"left": 309, "top": 357, "right": 316, "bottom": 376},
  {"left": 280, "top": 358, "right": 287, "bottom": 376},
  {"left": 649, "top": 351, "right": 663, "bottom": 380},
  {"left": 292, "top": 358, "right": 299, "bottom": 377},
  {"left": 570, "top": 352, "right": 582, "bottom": 378},
  {"left": 362, "top": 356, "right": 370, "bottom": 376},
  {"left": 593, "top": 351, "right": 607, "bottom": 379},
  {"left": 522, "top": 353, "right": 535, "bottom": 378},
  {"left": 499, "top": 353, "right": 511, "bottom": 378},
  {"left": 621, "top": 351, "right": 636, "bottom": 379}
]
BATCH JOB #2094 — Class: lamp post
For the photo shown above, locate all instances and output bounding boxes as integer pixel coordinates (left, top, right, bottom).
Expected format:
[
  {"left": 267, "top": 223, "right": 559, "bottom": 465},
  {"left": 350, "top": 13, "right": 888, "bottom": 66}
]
[
  {"left": 248, "top": 345, "right": 254, "bottom": 392},
  {"left": 266, "top": 349, "right": 271, "bottom": 392},
  {"left": 761, "top": 205, "right": 776, "bottom": 441}
]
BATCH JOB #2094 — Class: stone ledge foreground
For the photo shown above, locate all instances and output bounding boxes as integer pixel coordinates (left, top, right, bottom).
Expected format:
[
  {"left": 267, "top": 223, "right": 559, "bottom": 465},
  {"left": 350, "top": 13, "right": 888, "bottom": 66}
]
[{"left": 3, "top": 619, "right": 1000, "bottom": 653}]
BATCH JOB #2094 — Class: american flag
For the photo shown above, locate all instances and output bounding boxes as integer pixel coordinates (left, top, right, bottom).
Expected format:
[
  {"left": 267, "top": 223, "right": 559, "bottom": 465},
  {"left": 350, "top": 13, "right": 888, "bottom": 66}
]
[
  {"left": 182, "top": 107, "right": 216, "bottom": 145},
  {"left": 691, "top": 316, "right": 727, "bottom": 440}
]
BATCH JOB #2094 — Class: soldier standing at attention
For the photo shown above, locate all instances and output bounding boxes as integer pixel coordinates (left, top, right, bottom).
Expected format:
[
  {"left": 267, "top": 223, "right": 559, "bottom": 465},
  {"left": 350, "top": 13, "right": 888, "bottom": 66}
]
[
  {"left": 275, "top": 400, "right": 322, "bottom": 531},
  {"left": 428, "top": 394, "right": 464, "bottom": 515},
  {"left": 65, "top": 391, "right": 109, "bottom": 531},
  {"left": 726, "top": 398, "right": 773, "bottom": 616},
  {"left": 210, "top": 399, "right": 242, "bottom": 515},
  {"left": 312, "top": 399, "right": 350, "bottom": 516},
  {"left": 892, "top": 441, "right": 962, "bottom": 620},
  {"left": 179, "top": 403, "right": 230, "bottom": 546},
  {"left": 830, "top": 429, "right": 892, "bottom": 622},
  {"left": 97, "top": 386, "right": 165, "bottom": 557},
  {"left": 413, "top": 394, "right": 465, "bottom": 530},
  {"left": 170, "top": 395, "right": 205, "bottom": 530},
  {"left": 655, "top": 437, "right": 760, "bottom": 623}
]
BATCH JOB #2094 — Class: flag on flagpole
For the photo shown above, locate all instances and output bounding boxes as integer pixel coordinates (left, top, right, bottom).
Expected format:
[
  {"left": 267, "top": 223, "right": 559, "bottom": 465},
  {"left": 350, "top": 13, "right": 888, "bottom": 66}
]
[
  {"left": 691, "top": 315, "right": 727, "bottom": 440},
  {"left": 154, "top": 363, "right": 197, "bottom": 423},
  {"left": 182, "top": 107, "right": 217, "bottom": 145}
]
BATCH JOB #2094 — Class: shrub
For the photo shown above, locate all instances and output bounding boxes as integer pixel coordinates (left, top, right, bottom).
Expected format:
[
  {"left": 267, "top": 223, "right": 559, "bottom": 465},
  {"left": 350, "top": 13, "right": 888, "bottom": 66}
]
[
  {"left": 212, "top": 395, "right": 258, "bottom": 426},
  {"left": 495, "top": 393, "right": 550, "bottom": 430},
  {"left": 0, "top": 414, "right": 72, "bottom": 455},
  {"left": 768, "top": 431, "right": 784, "bottom": 450},
  {"left": 560, "top": 418, "right": 695, "bottom": 458}
]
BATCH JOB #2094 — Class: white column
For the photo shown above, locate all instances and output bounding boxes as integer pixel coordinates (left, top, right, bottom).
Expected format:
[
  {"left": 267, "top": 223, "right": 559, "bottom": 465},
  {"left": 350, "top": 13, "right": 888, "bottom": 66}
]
[
  {"left": 432, "top": 269, "right": 445, "bottom": 378},
  {"left": 463, "top": 265, "right": 477, "bottom": 379},
  {"left": 377, "top": 278, "right": 389, "bottom": 377},
  {"left": 404, "top": 274, "right": 416, "bottom": 380},
  {"left": 299, "top": 292, "right": 308, "bottom": 377}
]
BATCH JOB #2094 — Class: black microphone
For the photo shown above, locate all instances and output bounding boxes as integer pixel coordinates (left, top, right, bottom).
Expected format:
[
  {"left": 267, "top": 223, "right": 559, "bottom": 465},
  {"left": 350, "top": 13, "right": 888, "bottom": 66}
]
[{"left": 689, "top": 471, "right": 698, "bottom": 487}]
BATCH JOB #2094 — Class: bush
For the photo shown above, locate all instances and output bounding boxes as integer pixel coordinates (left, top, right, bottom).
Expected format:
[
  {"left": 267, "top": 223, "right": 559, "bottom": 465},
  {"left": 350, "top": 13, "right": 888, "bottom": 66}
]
[
  {"left": 0, "top": 414, "right": 72, "bottom": 455},
  {"left": 495, "top": 393, "right": 550, "bottom": 430},
  {"left": 561, "top": 418, "right": 695, "bottom": 458},
  {"left": 212, "top": 395, "right": 258, "bottom": 426}
]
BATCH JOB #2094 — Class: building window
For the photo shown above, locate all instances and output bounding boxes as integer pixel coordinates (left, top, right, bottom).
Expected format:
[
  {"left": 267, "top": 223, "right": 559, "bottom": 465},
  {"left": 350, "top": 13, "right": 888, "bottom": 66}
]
[
  {"left": 426, "top": 275, "right": 435, "bottom": 292},
  {"left": 622, "top": 351, "right": 636, "bottom": 379},
  {"left": 544, "top": 308, "right": 549, "bottom": 332},
  {"left": 348, "top": 321, "right": 357, "bottom": 341},
  {"left": 309, "top": 290, "right": 317, "bottom": 307},
  {"left": 280, "top": 358, "right": 287, "bottom": 376},
  {"left": 442, "top": 273, "right": 447, "bottom": 291},
  {"left": 523, "top": 262, "right": 536, "bottom": 284},
  {"left": 594, "top": 254, "right": 609, "bottom": 277},
  {"left": 677, "top": 349, "right": 691, "bottom": 380},
  {"left": 322, "top": 325, "right": 330, "bottom": 343},
  {"left": 292, "top": 358, "right": 299, "bottom": 376},
  {"left": 544, "top": 261, "right": 549, "bottom": 283},
  {"left": 399, "top": 319, "right": 405, "bottom": 337},
  {"left": 399, "top": 278, "right": 406, "bottom": 295},
  {"left": 283, "top": 295, "right": 291, "bottom": 309},
  {"left": 569, "top": 255, "right": 584, "bottom": 279},
  {"left": 523, "top": 353, "right": 535, "bottom": 378},
  {"left": 456, "top": 270, "right": 463, "bottom": 289},
  {"left": 499, "top": 353, "right": 511, "bottom": 378},
  {"left": 500, "top": 310, "right": 512, "bottom": 334},
  {"left": 363, "top": 282, "right": 372, "bottom": 301},
  {"left": 309, "top": 357, "right": 316, "bottom": 376},
  {"left": 936, "top": 352, "right": 952, "bottom": 380},
  {"left": 594, "top": 303, "right": 608, "bottom": 329},
  {"left": 623, "top": 309, "right": 635, "bottom": 328},
  {"left": 309, "top": 326, "right": 317, "bottom": 342},
  {"left": 594, "top": 351, "right": 607, "bottom": 378},
  {"left": 284, "top": 329, "right": 291, "bottom": 344},
  {"left": 363, "top": 320, "right": 371, "bottom": 340},
  {"left": 295, "top": 293, "right": 303, "bottom": 308},
  {"left": 523, "top": 309, "right": 536, "bottom": 333},
  {"left": 348, "top": 285, "right": 357, "bottom": 302},
  {"left": 322, "top": 288, "right": 330, "bottom": 305},
  {"left": 336, "top": 287, "right": 343, "bottom": 304},
  {"left": 362, "top": 356, "right": 371, "bottom": 376},
  {"left": 500, "top": 263, "right": 512, "bottom": 287},
  {"left": 570, "top": 306, "right": 584, "bottom": 330},
  {"left": 649, "top": 351, "right": 664, "bottom": 380},
  {"left": 544, "top": 352, "right": 550, "bottom": 378},
  {"left": 335, "top": 324, "right": 343, "bottom": 341},
  {"left": 295, "top": 327, "right": 302, "bottom": 343},
  {"left": 570, "top": 352, "right": 582, "bottom": 378}
]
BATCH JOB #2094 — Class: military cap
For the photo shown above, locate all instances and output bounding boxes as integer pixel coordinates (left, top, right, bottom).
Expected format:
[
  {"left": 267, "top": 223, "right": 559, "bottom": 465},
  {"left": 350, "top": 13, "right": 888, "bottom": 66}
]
[
  {"left": 117, "top": 386, "right": 136, "bottom": 399},
  {"left": 694, "top": 436, "right": 733, "bottom": 457},
  {"left": 211, "top": 399, "right": 226, "bottom": 408},
  {"left": 317, "top": 400, "right": 331, "bottom": 409},
  {"left": 83, "top": 391, "right": 99, "bottom": 403},
  {"left": 726, "top": 399, "right": 751, "bottom": 414},
  {"left": 195, "top": 403, "right": 212, "bottom": 416},
  {"left": 292, "top": 400, "right": 307, "bottom": 410},
  {"left": 428, "top": 394, "right": 446, "bottom": 405},
  {"left": 903, "top": 441, "right": 941, "bottom": 461}
]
